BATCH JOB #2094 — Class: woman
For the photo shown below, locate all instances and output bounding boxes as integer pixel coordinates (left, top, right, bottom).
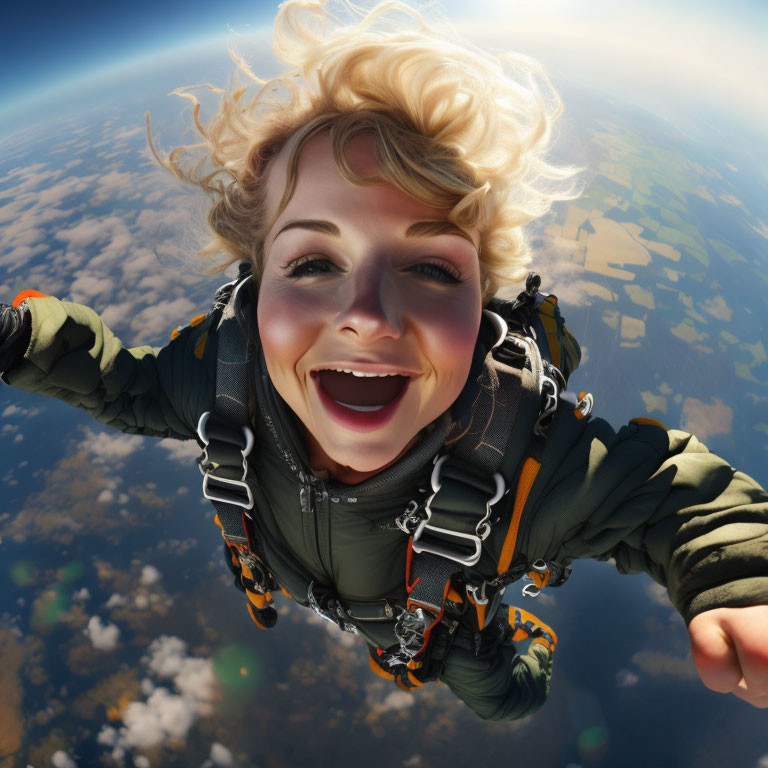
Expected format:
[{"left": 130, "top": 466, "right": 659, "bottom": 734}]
[{"left": 1, "top": 0, "right": 767, "bottom": 720}]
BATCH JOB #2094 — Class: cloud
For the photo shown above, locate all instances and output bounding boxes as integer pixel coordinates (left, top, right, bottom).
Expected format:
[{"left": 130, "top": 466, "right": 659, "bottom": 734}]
[
  {"left": 645, "top": 583, "right": 673, "bottom": 609},
  {"left": 81, "top": 428, "right": 144, "bottom": 464},
  {"left": 380, "top": 690, "right": 415, "bottom": 712},
  {"left": 630, "top": 650, "right": 698, "bottom": 680},
  {"left": 97, "top": 635, "right": 217, "bottom": 760},
  {"left": 756, "top": 755, "right": 768, "bottom": 768},
  {"left": 616, "top": 668, "right": 640, "bottom": 687},
  {"left": 157, "top": 437, "right": 202, "bottom": 464},
  {"left": 51, "top": 752, "right": 78, "bottom": 768},
  {"left": 73, "top": 587, "right": 91, "bottom": 602},
  {"left": 140, "top": 565, "right": 161, "bottom": 586},
  {"left": 86, "top": 615, "right": 121, "bottom": 651},
  {"left": 97, "top": 489, "right": 115, "bottom": 504},
  {"left": 105, "top": 593, "right": 128, "bottom": 609},
  {"left": 134, "top": 757, "right": 151, "bottom": 768},
  {"left": 210, "top": 743, "right": 234, "bottom": 766}
]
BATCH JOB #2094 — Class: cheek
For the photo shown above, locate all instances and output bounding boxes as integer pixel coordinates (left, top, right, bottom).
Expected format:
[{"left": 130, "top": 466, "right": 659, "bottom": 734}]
[
  {"left": 257, "top": 284, "right": 319, "bottom": 376},
  {"left": 409, "top": 291, "right": 481, "bottom": 383}
]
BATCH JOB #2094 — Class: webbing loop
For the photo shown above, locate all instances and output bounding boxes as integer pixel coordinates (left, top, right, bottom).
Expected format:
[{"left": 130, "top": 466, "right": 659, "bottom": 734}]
[
  {"left": 412, "top": 455, "right": 505, "bottom": 567},
  {"left": 197, "top": 410, "right": 255, "bottom": 511}
]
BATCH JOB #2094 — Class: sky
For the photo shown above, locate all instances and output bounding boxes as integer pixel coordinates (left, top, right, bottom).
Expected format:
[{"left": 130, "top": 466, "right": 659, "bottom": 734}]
[{"left": 1, "top": 0, "right": 767, "bottom": 149}]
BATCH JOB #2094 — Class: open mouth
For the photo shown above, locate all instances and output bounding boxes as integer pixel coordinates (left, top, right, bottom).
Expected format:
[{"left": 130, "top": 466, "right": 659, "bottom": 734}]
[
  {"left": 313, "top": 370, "right": 409, "bottom": 411},
  {"left": 310, "top": 369, "right": 412, "bottom": 432}
]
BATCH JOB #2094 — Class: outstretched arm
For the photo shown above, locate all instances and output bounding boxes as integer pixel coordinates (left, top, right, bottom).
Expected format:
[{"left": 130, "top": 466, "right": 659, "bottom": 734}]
[
  {"left": 1, "top": 293, "right": 216, "bottom": 439},
  {"left": 525, "top": 400, "right": 768, "bottom": 707}
]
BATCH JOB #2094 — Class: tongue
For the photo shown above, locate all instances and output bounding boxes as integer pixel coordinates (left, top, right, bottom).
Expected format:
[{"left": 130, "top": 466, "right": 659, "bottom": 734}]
[{"left": 317, "top": 371, "right": 408, "bottom": 406}]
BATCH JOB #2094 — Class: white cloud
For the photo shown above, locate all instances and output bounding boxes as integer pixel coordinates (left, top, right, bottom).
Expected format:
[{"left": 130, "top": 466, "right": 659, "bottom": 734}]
[
  {"left": 134, "top": 756, "right": 151, "bottom": 768},
  {"left": 69, "top": 271, "right": 118, "bottom": 304},
  {"left": 51, "top": 752, "right": 78, "bottom": 768},
  {"left": 616, "top": 668, "right": 640, "bottom": 687},
  {"left": 140, "top": 565, "right": 161, "bottom": 586},
  {"left": 73, "top": 587, "right": 91, "bottom": 602},
  {"left": 86, "top": 615, "right": 120, "bottom": 651},
  {"left": 380, "top": 690, "right": 414, "bottom": 712},
  {"left": 122, "top": 688, "right": 197, "bottom": 748},
  {"left": 756, "top": 755, "right": 768, "bottom": 768},
  {"left": 2, "top": 404, "right": 22, "bottom": 417},
  {"left": 97, "top": 489, "right": 115, "bottom": 504},
  {"left": 131, "top": 296, "right": 198, "bottom": 339},
  {"left": 97, "top": 635, "right": 217, "bottom": 760},
  {"left": 134, "top": 595, "right": 150, "bottom": 609},
  {"left": 13, "top": 433, "right": 23, "bottom": 443},
  {"left": 81, "top": 428, "right": 143, "bottom": 464},
  {"left": 105, "top": 593, "right": 128, "bottom": 609},
  {"left": 157, "top": 438, "right": 203, "bottom": 464},
  {"left": 210, "top": 743, "right": 234, "bottom": 767}
]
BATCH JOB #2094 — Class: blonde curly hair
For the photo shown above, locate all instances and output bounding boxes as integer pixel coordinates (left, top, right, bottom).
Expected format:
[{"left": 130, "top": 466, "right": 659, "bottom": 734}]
[{"left": 150, "top": 0, "right": 582, "bottom": 304}]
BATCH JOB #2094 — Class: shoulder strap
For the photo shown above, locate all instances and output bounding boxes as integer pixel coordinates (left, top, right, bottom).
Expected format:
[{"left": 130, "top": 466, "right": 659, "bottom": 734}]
[
  {"left": 386, "top": 276, "right": 578, "bottom": 676},
  {"left": 195, "top": 264, "right": 281, "bottom": 629}
]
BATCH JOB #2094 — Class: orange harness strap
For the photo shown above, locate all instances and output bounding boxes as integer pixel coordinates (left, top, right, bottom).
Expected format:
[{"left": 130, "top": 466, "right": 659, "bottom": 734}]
[{"left": 496, "top": 457, "right": 541, "bottom": 576}]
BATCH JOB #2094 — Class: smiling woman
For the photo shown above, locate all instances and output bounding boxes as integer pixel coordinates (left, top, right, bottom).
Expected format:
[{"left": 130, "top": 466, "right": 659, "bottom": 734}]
[{"left": 1, "top": 0, "right": 768, "bottom": 733}]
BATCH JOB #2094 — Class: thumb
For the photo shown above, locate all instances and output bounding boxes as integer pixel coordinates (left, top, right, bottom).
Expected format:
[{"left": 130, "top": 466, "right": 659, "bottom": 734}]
[{"left": 688, "top": 611, "right": 743, "bottom": 693}]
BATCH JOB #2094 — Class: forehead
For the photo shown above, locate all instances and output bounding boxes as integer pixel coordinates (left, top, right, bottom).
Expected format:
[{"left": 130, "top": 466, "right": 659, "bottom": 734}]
[{"left": 263, "top": 131, "right": 453, "bottom": 232}]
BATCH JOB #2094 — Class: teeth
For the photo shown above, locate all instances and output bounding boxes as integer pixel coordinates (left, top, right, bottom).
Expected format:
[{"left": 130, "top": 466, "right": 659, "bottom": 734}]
[
  {"left": 327, "top": 368, "right": 400, "bottom": 377},
  {"left": 334, "top": 401, "right": 386, "bottom": 412}
]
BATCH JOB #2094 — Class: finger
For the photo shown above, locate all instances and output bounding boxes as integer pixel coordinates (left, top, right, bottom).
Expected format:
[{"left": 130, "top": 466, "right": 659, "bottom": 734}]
[
  {"left": 725, "top": 613, "right": 768, "bottom": 703},
  {"left": 732, "top": 678, "right": 768, "bottom": 709},
  {"left": 689, "top": 617, "right": 743, "bottom": 693}
]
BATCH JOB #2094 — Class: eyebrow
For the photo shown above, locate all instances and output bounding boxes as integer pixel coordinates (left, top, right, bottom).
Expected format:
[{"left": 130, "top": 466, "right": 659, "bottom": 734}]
[{"left": 271, "top": 218, "right": 475, "bottom": 246}]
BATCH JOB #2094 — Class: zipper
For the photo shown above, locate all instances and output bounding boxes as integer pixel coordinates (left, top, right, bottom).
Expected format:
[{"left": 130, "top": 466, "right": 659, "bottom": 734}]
[{"left": 300, "top": 474, "right": 330, "bottom": 578}]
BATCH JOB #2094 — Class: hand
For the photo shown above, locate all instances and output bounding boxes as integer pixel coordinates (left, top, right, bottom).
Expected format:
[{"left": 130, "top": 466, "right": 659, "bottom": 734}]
[
  {"left": 688, "top": 605, "right": 768, "bottom": 708},
  {"left": 0, "top": 303, "right": 31, "bottom": 372},
  {"left": 0, "top": 302, "right": 19, "bottom": 342}
]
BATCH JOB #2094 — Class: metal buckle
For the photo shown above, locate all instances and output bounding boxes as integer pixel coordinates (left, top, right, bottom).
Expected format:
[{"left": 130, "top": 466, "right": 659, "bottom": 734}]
[
  {"left": 411, "top": 455, "right": 505, "bottom": 567},
  {"left": 534, "top": 375, "right": 559, "bottom": 437},
  {"left": 521, "top": 559, "right": 548, "bottom": 598},
  {"left": 394, "top": 607, "right": 431, "bottom": 660},
  {"left": 307, "top": 582, "right": 358, "bottom": 634},
  {"left": 466, "top": 582, "right": 489, "bottom": 605},
  {"left": 482, "top": 309, "right": 509, "bottom": 350},
  {"left": 202, "top": 473, "right": 255, "bottom": 510},
  {"left": 396, "top": 499, "right": 425, "bottom": 535},
  {"left": 197, "top": 411, "right": 255, "bottom": 511}
]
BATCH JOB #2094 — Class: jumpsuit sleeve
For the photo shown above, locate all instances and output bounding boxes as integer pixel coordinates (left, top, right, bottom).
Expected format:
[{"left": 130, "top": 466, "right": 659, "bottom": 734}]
[
  {"left": 526, "top": 401, "right": 768, "bottom": 626},
  {"left": 439, "top": 638, "right": 553, "bottom": 721},
  {"left": 0, "top": 294, "right": 216, "bottom": 439}
]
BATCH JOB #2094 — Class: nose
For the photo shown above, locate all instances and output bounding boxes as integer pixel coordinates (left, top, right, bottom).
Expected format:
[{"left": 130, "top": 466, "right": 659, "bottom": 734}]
[{"left": 334, "top": 262, "right": 403, "bottom": 343}]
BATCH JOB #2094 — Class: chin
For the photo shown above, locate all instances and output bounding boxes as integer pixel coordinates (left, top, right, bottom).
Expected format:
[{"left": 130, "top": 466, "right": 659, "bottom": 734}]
[{"left": 327, "top": 439, "right": 407, "bottom": 472}]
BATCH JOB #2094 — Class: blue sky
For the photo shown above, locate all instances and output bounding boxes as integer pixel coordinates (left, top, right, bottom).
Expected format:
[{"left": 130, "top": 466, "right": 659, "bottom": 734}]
[{"left": 1, "top": 0, "right": 767, "bottom": 147}]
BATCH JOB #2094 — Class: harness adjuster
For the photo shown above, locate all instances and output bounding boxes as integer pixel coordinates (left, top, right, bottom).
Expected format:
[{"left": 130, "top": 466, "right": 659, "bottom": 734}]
[
  {"left": 412, "top": 455, "right": 505, "bottom": 567},
  {"left": 394, "top": 606, "right": 434, "bottom": 661},
  {"left": 197, "top": 411, "right": 255, "bottom": 511}
]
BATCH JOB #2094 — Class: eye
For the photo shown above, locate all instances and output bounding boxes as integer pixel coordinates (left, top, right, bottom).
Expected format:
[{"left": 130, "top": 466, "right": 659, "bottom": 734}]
[
  {"left": 283, "top": 255, "right": 338, "bottom": 279},
  {"left": 408, "top": 261, "right": 461, "bottom": 283}
]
